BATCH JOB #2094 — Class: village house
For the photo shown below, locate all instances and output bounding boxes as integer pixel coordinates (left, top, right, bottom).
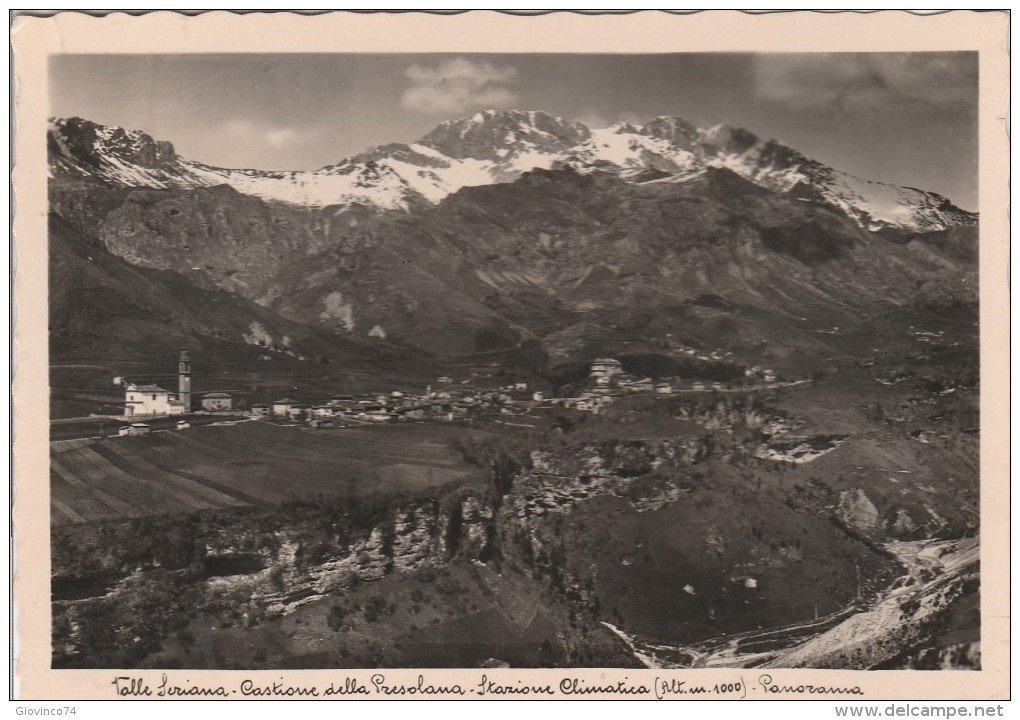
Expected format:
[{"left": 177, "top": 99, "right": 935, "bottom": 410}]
[
  {"left": 271, "top": 398, "right": 302, "bottom": 418},
  {"left": 622, "top": 377, "right": 654, "bottom": 393},
  {"left": 331, "top": 400, "right": 361, "bottom": 417},
  {"left": 589, "top": 357, "right": 623, "bottom": 378},
  {"left": 200, "top": 392, "right": 233, "bottom": 411},
  {"left": 655, "top": 382, "right": 673, "bottom": 395},
  {"left": 429, "top": 403, "right": 453, "bottom": 417},
  {"left": 118, "top": 422, "right": 151, "bottom": 436},
  {"left": 250, "top": 403, "right": 270, "bottom": 418},
  {"left": 691, "top": 381, "right": 706, "bottom": 391}
]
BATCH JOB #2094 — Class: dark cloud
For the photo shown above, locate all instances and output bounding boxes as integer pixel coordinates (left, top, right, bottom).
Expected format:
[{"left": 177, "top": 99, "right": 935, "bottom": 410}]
[{"left": 753, "top": 53, "right": 977, "bottom": 112}]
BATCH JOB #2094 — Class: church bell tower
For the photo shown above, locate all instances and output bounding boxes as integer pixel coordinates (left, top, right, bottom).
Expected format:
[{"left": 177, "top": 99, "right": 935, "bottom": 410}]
[{"left": 178, "top": 348, "right": 192, "bottom": 411}]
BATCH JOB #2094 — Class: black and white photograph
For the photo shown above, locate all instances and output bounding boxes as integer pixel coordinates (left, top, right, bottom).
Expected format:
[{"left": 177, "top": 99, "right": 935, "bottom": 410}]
[{"left": 12, "top": 10, "right": 1009, "bottom": 701}]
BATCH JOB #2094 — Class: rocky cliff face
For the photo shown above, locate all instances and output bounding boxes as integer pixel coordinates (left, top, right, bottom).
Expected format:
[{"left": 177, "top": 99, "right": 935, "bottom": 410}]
[
  {"left": 51, "top": 117, "right": 179, "bottom": 172},
  {"left": 212, "top": 494, "right": 496, "bottom": 619},
  {"left": 50, "top": 484, "right": 502, "bottom": 666},
  {"left": 139, "top": 165, "right": 976, "bottom": 361}
]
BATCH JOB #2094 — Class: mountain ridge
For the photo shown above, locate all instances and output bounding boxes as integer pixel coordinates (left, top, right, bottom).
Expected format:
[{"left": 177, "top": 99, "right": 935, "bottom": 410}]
[
  {"left": 47, "top": 108, "right": 979, "bottom": 371},
  {"left": 49, "top": 111, "right": 976, "bottom": 233}
]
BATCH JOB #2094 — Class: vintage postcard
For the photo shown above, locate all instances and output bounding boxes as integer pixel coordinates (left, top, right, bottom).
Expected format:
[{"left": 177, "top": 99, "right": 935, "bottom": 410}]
[{"left": 11, "top": 10, "right": 1009, "bottom": 701}]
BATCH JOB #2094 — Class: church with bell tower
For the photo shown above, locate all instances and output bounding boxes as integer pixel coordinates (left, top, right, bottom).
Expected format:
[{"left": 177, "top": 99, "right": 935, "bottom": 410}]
[{"left": 122, "top": 348, "right": 192, "bottom": 417}]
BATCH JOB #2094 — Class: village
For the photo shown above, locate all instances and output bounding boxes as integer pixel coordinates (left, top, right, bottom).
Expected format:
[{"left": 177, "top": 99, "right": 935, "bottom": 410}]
[{"left": 110, "top": 351, "right": 794, "bottom": 437}]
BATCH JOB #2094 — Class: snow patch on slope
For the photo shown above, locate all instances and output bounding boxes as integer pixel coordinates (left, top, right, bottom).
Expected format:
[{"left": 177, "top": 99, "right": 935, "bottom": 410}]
[{"left": 50, "top": 112, "right": 975, "bottom": 233}]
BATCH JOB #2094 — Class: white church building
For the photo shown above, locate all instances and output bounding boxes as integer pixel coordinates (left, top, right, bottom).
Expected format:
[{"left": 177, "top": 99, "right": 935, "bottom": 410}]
[
  {"left": 123, "top": 384, "right": 185, "bottom": 417},
  {"left": 122, "top": 349, "right": 192, "bottom": 418}
]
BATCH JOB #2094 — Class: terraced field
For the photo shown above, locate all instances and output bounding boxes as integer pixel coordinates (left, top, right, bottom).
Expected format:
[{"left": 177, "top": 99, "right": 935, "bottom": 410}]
[{"left": 50, "top": 421, "right": 486, "bottom": 525}]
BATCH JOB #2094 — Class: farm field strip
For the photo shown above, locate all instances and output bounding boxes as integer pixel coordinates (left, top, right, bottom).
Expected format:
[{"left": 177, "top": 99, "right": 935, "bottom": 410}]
[
  {"left": 139, "top": 448, "right": 279, "bottom": 506},
  {"left": 51, "top": 421, "right": 484, "bottom": 525},
  {"left": 49, "top": 478, "right": 105, "bottom": 523},
  {"left": 50, "top": 468, "right": 134, "bottom": 524},
  {"left": 152, "top": 431, "right": 243, "bottom": 462},
  {"left": 128, "top": 439, "right": 282, "bottom": 504},
  {"left": 52, "top": 438, "right": 100, "bottom": 454},
  {"left": 51, "top": 497, "right": 87, "bottom": 524},
  {"left": 187, "top": 463, "right": 293, "bottom": 505},
  {"left": 51, "top": 454, "right": 143, "bottom": 518},
  {"left": 87, "top": 443, "right": 240, "bottom": 511},
  {"left": 77, "top": 445, "right": 203, "bottom": 514},
  {"left": 95, "top": 439, "right": 249, "bottom": 507},
  {"left": 52, "top": 443, "right": 248, "bottom": 525},
  {"left": 142, "top": 437, "right": 382, "bottom": 503},
  {"left": 179, "top": 424, "right": 332, "bottom": 464},
  {"left": 158, "top": 463, "right": 276, "bottom": 506},
  {"left": 208, "top": 423, "right": 462, "bottom": 467},
  {"left": 72, "top": 448, "right": 186, "bottom": 517},
  {"left": 240, "top": 420, "right": 453, "bottom": 448}
]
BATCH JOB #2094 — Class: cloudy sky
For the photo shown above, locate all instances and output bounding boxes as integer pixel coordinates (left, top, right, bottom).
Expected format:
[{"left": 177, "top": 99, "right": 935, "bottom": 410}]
[{"left": 51, "top": 53, "right": 978, "bottom": 209}]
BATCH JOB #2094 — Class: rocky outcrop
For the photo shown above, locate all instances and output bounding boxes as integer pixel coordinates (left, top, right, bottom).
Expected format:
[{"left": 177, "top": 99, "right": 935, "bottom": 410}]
[
  {"left": 51, "top": 117, "right": 178, "bottom": 171},
  {"left": 835, "top": 488, "right": 881, "bottom": 534},
  {"left": 207, "top": 494, "right": 497, "bottom": 619}
]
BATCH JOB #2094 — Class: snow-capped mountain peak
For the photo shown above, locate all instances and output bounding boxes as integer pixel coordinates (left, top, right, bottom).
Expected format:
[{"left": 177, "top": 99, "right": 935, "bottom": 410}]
[
  {"left": 48, "top": 111, "right": 975, "bottom": 232},
  {"left": 418, "top": 109, "right": 591, "bottom": 161}
]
